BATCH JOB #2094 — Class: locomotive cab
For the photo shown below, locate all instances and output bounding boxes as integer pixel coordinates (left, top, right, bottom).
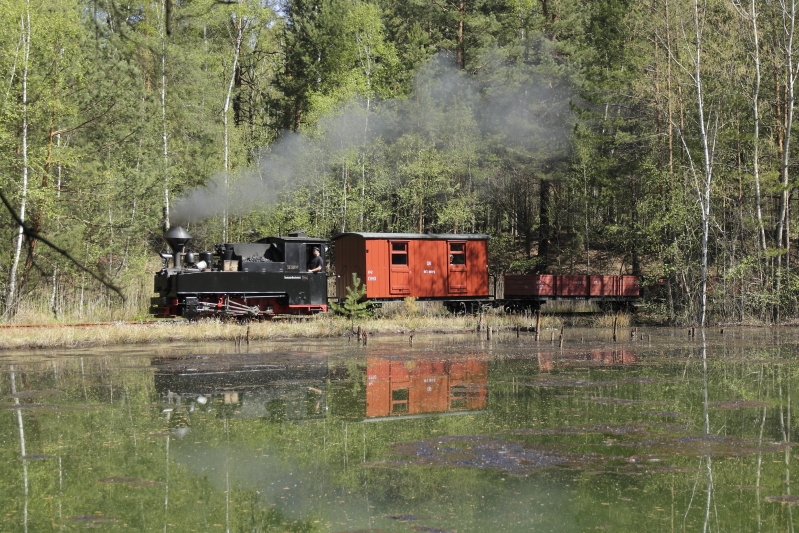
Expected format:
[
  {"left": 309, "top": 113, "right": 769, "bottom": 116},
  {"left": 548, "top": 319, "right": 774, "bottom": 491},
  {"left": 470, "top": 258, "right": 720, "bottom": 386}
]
[{"left": 151, "top": 227, "right": 328, "bottom": 319}]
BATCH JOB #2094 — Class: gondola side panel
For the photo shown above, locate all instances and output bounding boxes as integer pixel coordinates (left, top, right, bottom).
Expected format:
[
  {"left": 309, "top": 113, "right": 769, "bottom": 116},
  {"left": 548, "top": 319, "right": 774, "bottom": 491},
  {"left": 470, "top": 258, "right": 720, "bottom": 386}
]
[{"left": 620, "top": 275, "right": 641, "bottom": 297}]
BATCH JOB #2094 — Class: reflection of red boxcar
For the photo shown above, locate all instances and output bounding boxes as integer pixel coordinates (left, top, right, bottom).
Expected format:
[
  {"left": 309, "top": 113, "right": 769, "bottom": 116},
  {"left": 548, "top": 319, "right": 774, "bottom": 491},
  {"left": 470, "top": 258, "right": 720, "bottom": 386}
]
[
  {"left": 365, "top": 356, "right": 488, "bottom": 418},
  {"left": 333, "top": 233, "right": 490, "bottom": 303}
]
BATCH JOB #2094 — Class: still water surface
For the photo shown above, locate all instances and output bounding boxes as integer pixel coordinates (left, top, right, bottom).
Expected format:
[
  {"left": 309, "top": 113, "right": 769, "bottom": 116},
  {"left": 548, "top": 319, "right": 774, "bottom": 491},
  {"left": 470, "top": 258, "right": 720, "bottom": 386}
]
[{"left": 1, "top": 327, "right": 798, "bottom": 532}]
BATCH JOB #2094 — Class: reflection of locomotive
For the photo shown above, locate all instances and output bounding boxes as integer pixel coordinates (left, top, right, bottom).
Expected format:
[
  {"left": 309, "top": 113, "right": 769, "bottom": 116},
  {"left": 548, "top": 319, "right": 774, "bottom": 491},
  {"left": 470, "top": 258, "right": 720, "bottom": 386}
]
[
  {"left": 150, "top": 225, "right": 641, "bottom": 319},
  {"left": 152, "top": 354, "right": 330, "bottom": 422}
]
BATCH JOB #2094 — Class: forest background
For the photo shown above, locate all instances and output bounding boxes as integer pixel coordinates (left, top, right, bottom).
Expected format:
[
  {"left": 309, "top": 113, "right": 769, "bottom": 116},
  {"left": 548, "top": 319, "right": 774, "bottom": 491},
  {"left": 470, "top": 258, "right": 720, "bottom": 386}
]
[{"left": 1, "top": 0, "right": 798, "bottom": 326}]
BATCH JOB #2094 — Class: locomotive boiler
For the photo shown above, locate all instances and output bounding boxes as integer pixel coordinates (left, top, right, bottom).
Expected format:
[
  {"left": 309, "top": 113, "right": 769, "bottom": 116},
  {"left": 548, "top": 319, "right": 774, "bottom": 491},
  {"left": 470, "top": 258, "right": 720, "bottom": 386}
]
[{"left": 150, "top": 226, "right": 328, "bottom": 318}]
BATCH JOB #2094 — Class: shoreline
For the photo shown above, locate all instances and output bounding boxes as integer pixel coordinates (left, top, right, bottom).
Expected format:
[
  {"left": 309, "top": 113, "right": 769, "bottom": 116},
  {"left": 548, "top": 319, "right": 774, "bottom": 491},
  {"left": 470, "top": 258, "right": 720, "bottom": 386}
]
[{"left": 0, "top": 312, "right": 790, "bottom": 351}]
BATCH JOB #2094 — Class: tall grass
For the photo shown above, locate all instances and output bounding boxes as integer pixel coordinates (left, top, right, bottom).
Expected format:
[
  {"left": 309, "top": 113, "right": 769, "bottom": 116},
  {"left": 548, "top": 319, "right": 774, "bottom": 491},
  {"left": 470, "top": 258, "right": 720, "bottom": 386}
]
[
  {"left": 7, "top": 258, "right": 157, "bottom": 324},
  {"left": 0, "top": 309, "right": 637, "bottom": 351}
]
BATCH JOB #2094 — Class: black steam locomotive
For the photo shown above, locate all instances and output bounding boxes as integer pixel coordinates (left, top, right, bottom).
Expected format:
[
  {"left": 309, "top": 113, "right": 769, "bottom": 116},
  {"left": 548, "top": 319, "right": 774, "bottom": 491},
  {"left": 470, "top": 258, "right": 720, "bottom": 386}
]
[{"left": 150, "top": 226, "right": 328, "bottom": 318}]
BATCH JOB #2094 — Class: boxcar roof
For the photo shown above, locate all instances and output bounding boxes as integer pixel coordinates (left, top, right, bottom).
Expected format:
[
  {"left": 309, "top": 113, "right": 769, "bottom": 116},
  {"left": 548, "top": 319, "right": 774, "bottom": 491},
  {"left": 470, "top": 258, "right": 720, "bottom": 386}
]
[
  {"left": 257, "top": 236, "right": 328, "bottom": 244},
  {"left": 332, "top": 232, "right": 490, "bottom": 241}
]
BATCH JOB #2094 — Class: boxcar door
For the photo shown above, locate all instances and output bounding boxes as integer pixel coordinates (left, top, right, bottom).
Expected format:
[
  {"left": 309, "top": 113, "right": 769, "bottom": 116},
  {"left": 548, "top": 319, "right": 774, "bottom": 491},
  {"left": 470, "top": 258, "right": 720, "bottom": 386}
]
[
  {"left": 389, "top": 241, "right": 411, "bottom": 295},
  {"left": 447, "top": 241, "right": 467, "bottom": 293}
]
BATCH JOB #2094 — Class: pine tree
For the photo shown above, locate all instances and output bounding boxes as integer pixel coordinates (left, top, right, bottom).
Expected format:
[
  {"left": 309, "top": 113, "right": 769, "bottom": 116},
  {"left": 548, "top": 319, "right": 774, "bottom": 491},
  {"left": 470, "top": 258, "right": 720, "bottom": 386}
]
[{"left": 330, "top": 272, "right": 371, "bottom": 327}]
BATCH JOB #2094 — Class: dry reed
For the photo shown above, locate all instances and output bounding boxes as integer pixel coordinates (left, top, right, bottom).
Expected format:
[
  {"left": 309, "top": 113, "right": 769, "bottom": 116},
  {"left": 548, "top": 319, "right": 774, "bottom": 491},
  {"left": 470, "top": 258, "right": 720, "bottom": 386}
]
[{"left": 0, "top": 308, "right": 635, "bottom": 351}]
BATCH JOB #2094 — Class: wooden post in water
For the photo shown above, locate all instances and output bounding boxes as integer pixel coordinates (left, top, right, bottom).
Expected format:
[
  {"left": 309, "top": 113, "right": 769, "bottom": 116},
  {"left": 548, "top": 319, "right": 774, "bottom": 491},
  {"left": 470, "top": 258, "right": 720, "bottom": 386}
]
[
  {"left": 246, "top": 325, "right": 251, "bottom": 346},
  {"left": 516, "top": 325, "right": 520, "bottom": 338},
  {"left": 487, "top": 326, "right": 492, "bottom": 341},
  {"left": 535, "top": 310, "right": 541, "bottom": 342},
  {"left": 612, "top": 315, "right": 618, "bottom": 343},
  {"left": 559, "top": 326, "right": 564, "bottom": 348}
]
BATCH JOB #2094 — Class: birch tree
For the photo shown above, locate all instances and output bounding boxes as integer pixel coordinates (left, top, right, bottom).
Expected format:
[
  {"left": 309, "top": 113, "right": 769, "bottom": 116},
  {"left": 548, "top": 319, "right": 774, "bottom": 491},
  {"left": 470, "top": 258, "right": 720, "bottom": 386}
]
[
  {"left": 6, "top": 5, "right": 30, "bottom": 315},
  {"left": 776, "top": 0, "right": 799, "bottom": 266},
  {"left": 669, "top": 0, "right": 719, "bottom": 327},
  {"left": 222, "top": 1, "right": 249, "bottom": 242},
  {"left": 732, "top": 0, "right": 767, "bottom": 252},
  {"left": 160, "top": 0, "right": 171, "bottom": 233}
]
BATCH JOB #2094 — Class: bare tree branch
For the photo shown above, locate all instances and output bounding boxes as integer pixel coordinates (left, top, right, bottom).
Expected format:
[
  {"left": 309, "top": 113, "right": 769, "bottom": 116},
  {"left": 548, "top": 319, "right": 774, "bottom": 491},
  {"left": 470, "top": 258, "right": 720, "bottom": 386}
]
[{"left": 0, "top": 188, "right": 125, "bottom": 301}]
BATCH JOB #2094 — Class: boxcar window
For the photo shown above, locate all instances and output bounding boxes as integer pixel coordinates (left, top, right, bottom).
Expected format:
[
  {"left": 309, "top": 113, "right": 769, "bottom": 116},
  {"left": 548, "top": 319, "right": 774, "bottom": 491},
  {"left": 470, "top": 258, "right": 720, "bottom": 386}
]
[
  {"left": 391, "top": 242, "right": 408, "bottom": 265},
  {"left": 391, "top": 388, "right": 409, "bottom": 413},
  {"left": 449, "top": 243, "right": 466, "bottom": 265}
]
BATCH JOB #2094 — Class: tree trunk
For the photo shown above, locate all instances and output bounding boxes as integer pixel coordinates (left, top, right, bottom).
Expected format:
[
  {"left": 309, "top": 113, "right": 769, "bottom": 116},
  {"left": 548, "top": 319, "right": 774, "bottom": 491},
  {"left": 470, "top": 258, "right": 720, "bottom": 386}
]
[
  {"left": 222, "top": 5, "right": 245, "bottom": 243},
  {"left": 777, "top": 0, "right": 798, "bottom": 265},
  {"left": 750, "top": 0, "right": 767, "bottom": 252},
  {"left": 456, "top": 1, "right": 465, "bottom": 70},
  {"left": 537, "top": 178, "right": 553, "bottom": 273},
  {"left": 7, "top": 9, "right": 30, "bottom": 316},
  {"left": 160, "top": 0, "right": 170, "bottom": 233}
]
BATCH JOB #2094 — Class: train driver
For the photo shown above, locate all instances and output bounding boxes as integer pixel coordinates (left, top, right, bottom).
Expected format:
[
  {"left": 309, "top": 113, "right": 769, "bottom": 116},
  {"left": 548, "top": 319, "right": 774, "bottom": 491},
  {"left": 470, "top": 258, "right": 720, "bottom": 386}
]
[{"left": 308, "top": 247, "right": 324, "bottom": 273}]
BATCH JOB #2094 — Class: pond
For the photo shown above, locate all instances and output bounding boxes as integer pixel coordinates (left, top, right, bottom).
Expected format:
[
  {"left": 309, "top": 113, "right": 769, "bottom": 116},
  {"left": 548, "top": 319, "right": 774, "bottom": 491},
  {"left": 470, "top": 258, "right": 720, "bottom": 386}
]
[{"left": 0, "top": 327, "right": 797, "bottom": 532}]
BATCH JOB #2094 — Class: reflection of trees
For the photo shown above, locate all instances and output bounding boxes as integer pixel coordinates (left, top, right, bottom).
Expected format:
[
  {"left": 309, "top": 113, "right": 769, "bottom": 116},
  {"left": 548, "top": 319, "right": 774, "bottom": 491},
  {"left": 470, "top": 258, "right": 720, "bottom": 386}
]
[
  {"left": 0, "top": 357, "right": 317, "bottom": 532},
  {"left": 778, "top": 365, "right": 795, "bottom": 533},
  {"left": 4, "top": 345, "right": 799, "bottom": 531},
  {"left": 10, "top": 367, "right": 29, "bottom": 533}
]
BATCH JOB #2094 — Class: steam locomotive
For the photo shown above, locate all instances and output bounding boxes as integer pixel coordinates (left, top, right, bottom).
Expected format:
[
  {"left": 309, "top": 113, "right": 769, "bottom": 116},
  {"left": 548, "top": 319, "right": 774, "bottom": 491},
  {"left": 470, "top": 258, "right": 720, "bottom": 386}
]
[
  {"left": 150, "top": 226, "right": 641, "bottom": 319},
  {"left": 150, "top": 226, "right": 328, "bottom": 318}
]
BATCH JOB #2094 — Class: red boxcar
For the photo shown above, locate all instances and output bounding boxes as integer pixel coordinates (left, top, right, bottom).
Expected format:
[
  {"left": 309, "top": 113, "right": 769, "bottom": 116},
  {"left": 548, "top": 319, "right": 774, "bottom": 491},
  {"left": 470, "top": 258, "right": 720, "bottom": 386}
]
[
  {"left": 333, "top": 233, "right": 490, "bottom": 301},
  {"left": 365, "top": 356, "right": 488, "bottom": 419}
]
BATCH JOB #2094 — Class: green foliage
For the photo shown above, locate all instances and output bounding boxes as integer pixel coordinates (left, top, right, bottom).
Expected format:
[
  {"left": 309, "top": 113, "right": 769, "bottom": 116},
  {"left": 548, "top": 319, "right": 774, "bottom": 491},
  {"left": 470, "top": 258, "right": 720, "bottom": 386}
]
[
  {"left": 3, "top": 0, "right": 799, "bottom": 323},
  {"left": 330, "top": 272, "right": 371, "bottom": 323}
]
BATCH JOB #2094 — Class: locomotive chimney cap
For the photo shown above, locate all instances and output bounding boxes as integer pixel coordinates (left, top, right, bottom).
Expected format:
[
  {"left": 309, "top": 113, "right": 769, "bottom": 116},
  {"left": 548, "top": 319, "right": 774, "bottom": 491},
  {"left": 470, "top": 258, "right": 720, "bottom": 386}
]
[{"left": 164, "top": 225, "right": 192, "bottom": 254}]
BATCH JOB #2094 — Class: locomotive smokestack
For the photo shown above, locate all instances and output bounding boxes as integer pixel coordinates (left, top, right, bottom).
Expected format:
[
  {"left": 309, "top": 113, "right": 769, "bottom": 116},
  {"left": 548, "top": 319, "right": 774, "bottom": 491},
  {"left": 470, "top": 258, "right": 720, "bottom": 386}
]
[{"left": 164, "top": 226, "right": 191, "bottom": 268}]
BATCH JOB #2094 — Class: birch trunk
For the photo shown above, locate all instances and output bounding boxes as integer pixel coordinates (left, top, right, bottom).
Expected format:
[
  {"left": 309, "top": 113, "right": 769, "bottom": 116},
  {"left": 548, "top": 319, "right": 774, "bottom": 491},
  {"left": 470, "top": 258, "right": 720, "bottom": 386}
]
[
  {"left": 777, "top": 0, "right": 798, "bottom": 264},
  {"left": 355, "top": 28, "right": 373, "bottom": 231},
  {"left": 672, "top": 0, "right": 716, "bottom": 327},
  {"left": 160, "top": 0, "right": 170, "bottom": 233},
  {"left": 7, "top": 8, "right": 30, "bottom": 315},
  {"left": 694, "top": 0, "right": 714, "bottom": 328},
  {"left": 733, "top": 0, "right": 767, "bottom": 251},
  {"left": 222, "top": 5, "right": 246, "bottom": 243}
]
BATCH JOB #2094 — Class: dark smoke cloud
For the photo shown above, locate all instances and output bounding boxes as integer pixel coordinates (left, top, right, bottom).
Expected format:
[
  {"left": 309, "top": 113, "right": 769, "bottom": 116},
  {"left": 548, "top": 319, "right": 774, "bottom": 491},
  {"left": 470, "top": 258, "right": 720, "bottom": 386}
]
[{"left": 170, "top": 50, "right": 573, "bottom": 226}]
